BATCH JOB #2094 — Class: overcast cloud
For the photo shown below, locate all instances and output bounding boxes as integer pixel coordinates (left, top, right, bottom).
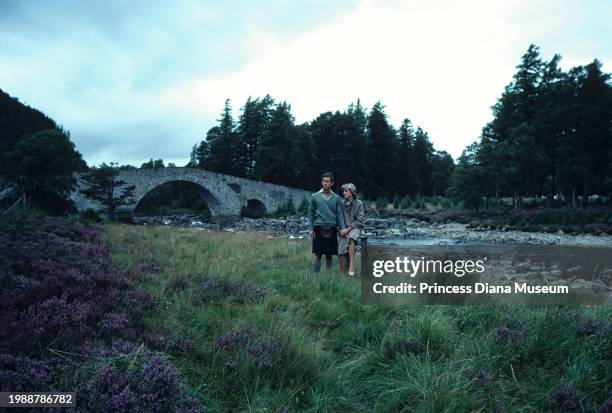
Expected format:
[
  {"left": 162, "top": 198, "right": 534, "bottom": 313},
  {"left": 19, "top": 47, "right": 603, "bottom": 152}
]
[{"left": 0, "top": 0, "right": 610, "bottom": 166}]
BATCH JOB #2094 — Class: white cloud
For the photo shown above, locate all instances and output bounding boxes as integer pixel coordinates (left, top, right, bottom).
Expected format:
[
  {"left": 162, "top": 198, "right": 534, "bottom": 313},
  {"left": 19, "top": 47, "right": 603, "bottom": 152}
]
[
  {"left": 2, "top": 0, "right": 609, "bottom": 165},
  {"left": 163, "top": 0, "right": 611, "bottom": 160},
  {"left": 163, "top": 0, "right": 540, "bottom": 159}
]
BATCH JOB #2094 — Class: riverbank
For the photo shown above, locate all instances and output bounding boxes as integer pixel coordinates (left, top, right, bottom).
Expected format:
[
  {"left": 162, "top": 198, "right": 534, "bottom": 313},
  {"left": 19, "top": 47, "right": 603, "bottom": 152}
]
[{"left": 132, "top": 211, "right": 612, "bottom": 248}]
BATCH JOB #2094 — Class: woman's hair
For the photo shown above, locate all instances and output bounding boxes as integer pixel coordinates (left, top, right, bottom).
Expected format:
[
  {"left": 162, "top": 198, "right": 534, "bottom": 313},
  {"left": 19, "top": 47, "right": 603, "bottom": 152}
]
[{"left": 341, "top": 183, "right": 357, "bottom": 199}]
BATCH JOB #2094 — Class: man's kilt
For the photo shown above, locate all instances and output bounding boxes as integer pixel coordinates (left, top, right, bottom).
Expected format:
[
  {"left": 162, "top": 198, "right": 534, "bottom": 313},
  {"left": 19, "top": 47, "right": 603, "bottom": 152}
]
[{"left": 312, "top": 225, "right": 338, "bottom": 255}]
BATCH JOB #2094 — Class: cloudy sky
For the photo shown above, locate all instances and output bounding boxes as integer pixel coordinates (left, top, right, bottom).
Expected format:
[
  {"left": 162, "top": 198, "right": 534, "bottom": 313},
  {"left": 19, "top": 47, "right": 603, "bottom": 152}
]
[{"left": 1, "top": 0, "right": 610, "bottom": 167}]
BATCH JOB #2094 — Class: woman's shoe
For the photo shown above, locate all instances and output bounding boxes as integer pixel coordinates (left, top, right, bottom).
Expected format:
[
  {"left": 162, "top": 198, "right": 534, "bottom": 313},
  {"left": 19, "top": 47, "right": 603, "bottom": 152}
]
[{"left": 348, "top": 270, "right": 355, "bottom": 276}]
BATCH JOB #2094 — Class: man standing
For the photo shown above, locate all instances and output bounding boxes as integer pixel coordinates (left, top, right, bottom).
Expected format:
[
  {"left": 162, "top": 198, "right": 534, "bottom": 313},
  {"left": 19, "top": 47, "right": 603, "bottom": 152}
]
[{"left": 308, "top": 172, "right": 347, "bottom": 272}]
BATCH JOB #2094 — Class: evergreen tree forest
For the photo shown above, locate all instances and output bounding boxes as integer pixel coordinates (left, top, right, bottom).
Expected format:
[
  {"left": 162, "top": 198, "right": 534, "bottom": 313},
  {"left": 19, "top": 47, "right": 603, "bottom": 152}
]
[
  {"left": 449, "top": 44, "right": 612, "bottom": 210},
  {"left": 189, "top": 96, "right": 454, "bottom": 200},
  {"left": 191, "top": 44, "right": 611, "bottom": 208}
]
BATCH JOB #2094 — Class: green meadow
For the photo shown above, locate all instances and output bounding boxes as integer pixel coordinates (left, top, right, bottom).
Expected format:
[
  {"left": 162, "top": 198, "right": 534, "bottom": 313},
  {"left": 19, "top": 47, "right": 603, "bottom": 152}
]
[{"left": 104, "top": 224, "right": 611, "bottom": 412}]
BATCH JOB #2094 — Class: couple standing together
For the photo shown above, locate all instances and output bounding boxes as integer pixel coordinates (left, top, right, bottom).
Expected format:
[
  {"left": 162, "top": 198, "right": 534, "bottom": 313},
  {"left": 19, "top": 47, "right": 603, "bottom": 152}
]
[{"left": 307, "top": 172, "right": 365, "bottom": 275}]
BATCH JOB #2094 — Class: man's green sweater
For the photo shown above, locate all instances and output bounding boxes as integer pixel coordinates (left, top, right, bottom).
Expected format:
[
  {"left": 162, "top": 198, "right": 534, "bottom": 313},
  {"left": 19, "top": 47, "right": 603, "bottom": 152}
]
[{"left": 308, "top": 189, "right": 346, "bottom": 230}]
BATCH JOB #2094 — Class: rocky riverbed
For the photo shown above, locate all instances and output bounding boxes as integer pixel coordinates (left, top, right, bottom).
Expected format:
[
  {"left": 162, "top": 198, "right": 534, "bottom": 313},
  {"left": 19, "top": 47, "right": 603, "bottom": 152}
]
[{"left": 132, "top": 212, "right": 612, "bottom": 248}]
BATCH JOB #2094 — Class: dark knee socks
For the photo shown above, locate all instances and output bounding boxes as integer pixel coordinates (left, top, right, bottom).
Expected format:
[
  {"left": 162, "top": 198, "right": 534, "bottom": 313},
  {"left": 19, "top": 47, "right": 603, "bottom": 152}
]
[
  {"left": 313, "top": 255, "right": 333, "bottom": 272},
  {"left": 313, "top": 255, "right": 322, "bottom": 273},
  {"left": 325, "top": 254, "right": 333, "bottom": 270}
]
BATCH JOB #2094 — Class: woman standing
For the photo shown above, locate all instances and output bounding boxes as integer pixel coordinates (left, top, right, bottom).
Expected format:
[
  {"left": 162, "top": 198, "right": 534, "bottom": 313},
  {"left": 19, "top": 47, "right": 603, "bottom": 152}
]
[{"left": 338, "top": 183, "right": 365, "bottom": 276}]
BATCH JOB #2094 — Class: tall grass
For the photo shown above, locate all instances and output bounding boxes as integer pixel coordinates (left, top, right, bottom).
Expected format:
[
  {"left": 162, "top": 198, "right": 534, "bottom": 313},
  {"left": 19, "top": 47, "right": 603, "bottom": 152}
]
[{"left": 103, "top": 224, "right": 611, "bottom": 412}]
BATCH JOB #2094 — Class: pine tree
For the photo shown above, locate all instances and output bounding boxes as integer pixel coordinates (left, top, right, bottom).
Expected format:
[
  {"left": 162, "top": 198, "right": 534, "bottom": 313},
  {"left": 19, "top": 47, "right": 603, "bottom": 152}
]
[
  {"left": 205, "top": 99, "right": 236, "bottom": 175},
  {"left": 195, "top": 139, "right": 210, "bottom": 168},
  {"left": 188, "top": 144, "right": 197, "bottom": 167},
  {"left": 344, "top": 100, "right": 369, "bottom": 192},
  {"left": 448, "top": 142, "right": 484, "bottom": 211},
  {"left": 237, "top": 95, "right": 275, "bottom": 178},
  {"left": 484, "top": 44, "right": 546, "bottom": 199},
  {"left": 310, "top": 111, "right": 339, "bottom": 183},
  {"left": 574, "top": 60, "right": 612, "bottom": 196},
  {"left": 293, "top": 123, "right": 318, "bottom": 189},
  {"left": 430, "top": 151, "right": 454, "bottom": 198},
  {"left": 536, "top": 54, "right": 571, "bottom": 197},
  {"left": 365, "top": 102, "right": 398, "bottom": 199},
  {"left": 253, "top": 102, "right": 296, "bottom": 185},
  {"left": 413, "top": 127, "right": 434, "bottom": 196},
  {"left": 80, "top": 162, "right": 136, "bottom": 220},
  {"left": 396, "top": 118, "right": 419, "bottom": 196}
]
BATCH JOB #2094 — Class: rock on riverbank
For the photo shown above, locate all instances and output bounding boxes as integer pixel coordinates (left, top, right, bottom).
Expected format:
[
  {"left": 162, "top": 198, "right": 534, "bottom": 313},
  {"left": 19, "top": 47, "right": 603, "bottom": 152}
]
[{"left": 132, "top": 212, "right": 612, "bottom": 248}]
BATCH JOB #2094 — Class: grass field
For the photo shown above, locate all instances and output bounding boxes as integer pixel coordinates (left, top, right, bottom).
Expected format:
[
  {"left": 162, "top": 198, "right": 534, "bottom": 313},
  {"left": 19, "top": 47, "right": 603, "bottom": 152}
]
[{"left": 103, "top": 224, "right": 611, "bottom": 412}]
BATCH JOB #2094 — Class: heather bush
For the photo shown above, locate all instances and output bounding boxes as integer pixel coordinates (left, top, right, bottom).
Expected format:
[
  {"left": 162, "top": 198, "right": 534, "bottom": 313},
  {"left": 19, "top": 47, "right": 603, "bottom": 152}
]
[
  {"left": 209, "top": 325, "right": 278, "bottom": 403},
  {"left": 195, "top": 276, "right": 267, "bottom": 304},
  {"left": 545, "top": 381, "right": 583, "bottom": 412},
  {"left": 499, "top": 207, "right": 611, "bottom": 234},
  {"left": 74, "top": 351, "right": 201, "bottom": 413},
  {"left": 599, "top": 398, "right": 612, "bottom": 413},
  {"left": 125, "top": 258, "right": 166, "bottom": 282},
  {"left": 214, "top": 325, "right": 276, "bottom": 371},
  {"left": 495, "top": 324, "right": 523, "bottom": 345},
  {"left": 381, "top": 318, "right": 425, "bottom": 360},
  {"left": 210, "top": 324, "right": 322, "bottom": 409},
  {"left": 0, "top": 220, "right": 144, "bottom": 354},
  {"left": 0, "top": 354, "right": 55, "bottom": 392},
  {"left": 0, "top": 217, "right": 201, "bottom": 411},
  {"left": 571, "top": 312, "right": 609, "bottom": 336}
]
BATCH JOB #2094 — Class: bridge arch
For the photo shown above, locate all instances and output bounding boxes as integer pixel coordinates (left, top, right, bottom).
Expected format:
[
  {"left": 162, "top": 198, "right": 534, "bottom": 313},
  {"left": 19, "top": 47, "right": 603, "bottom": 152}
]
[
  {"left": 241, "top": 198, "right": 267, "bottom": 217},
  {"left": 133, "top": 180, "right": 221, "bottom": 216}
]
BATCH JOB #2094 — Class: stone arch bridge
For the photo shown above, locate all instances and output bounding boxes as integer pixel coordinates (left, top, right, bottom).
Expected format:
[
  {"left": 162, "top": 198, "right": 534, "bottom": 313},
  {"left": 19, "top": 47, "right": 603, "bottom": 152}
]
[{"left": 69, "top": 167, "right": 311, "bottom": 218}]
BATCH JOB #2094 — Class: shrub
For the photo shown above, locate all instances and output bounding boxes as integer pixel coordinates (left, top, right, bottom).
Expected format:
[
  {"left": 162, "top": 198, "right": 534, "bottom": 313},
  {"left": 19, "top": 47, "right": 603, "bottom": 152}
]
[
  {"left": 440, "top": 197, "right": 452, "bottom": 208},
  {"left": 411, "top": 195, "right": 425, "bottom": 209},
  {"left": 196, "top": 276, "right": 267, "bottom": 304},
  {"left": 392, "top": 194, "right": 400, "bottom": 209},
  {"left": 115, "top": 210, "right": 134, "bottom": 224},
  {"left": 399, "top": 196, "right": 412, "bottom": 209},
  {"left": 298, "top": 197, "right": 309, "bottom": 214},
  {"left": 81, "top": 208, "right": 103, "bottom": 223},
  {"left": 375, "top": 197, "right": 388, "bottom": 209},
  {"left": 285, "top": 195, "right": 296, "bottom": 215},
  {"left": 77, "top": 352, "right": 201, "bottom": 412},
  {"left": 271, "top": 196, "right": 297, "bottom": 217},
  {"left": 545, "top": 381, "right": 583, "bottom": 412},
  {"left": 0, "top": 205, "right": 44, "bottom": 239}
]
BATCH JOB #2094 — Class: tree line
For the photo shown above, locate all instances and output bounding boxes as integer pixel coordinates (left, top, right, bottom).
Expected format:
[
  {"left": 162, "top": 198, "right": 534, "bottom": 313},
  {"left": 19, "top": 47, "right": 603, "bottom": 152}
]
[
  {"left": 1, "top": 44, "right": 610, "bottom": 215},
  {"left": 188, "top": 97, "right": 454, "bottom": 199},
  {"left": 449, "top": 44, "right": 612, "bottom": 210}
]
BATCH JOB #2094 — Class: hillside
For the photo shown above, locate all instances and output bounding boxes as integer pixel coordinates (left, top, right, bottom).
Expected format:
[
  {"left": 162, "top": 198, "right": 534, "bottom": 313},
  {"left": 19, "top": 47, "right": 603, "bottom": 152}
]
[{"left": 0, "top": 88, "right": 57, "bottom": 151}]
